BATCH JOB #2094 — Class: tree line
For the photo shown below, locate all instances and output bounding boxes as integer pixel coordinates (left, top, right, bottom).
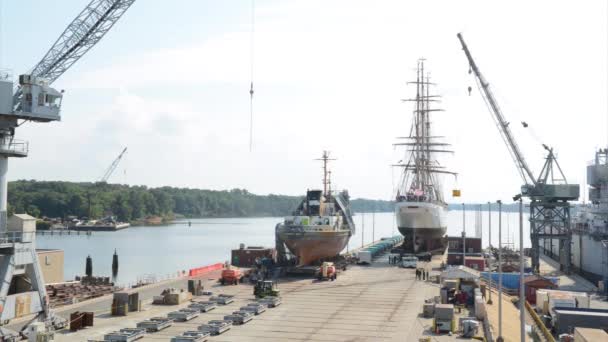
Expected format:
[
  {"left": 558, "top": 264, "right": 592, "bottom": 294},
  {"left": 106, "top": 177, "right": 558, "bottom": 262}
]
[{"left": 8, "top": 180, "right": 394, "bottom": 222}]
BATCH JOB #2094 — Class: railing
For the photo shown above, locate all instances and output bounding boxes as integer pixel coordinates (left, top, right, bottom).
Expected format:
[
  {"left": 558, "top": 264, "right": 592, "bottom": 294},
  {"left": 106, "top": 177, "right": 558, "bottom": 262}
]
[
  {"left": 0, "top": 231, "right": 35, "bottom": 244},
  {"left": 0, "top": 69, "right": 12, "bottom": 81},
  {"left": 0, "top": 138, "right": 29, "bottom": 156}
]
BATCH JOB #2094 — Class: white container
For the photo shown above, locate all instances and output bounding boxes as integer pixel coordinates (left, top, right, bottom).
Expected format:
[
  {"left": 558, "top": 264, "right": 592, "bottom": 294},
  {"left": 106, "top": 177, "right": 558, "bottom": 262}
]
[
  {"left": 357, "top": 251, "right": 372, "bottom": 264},
  {"left": 474, "top": 296, "right": 486, "bottom": 319},
  {"left": 574, "top": 295, "right": 590, "bottom": 309},
  {"left": 542, "top": 289, "right": 590, "bottom": 313},
  {"left": 536, "top": 290, "right": 549, "bottom": 314}
]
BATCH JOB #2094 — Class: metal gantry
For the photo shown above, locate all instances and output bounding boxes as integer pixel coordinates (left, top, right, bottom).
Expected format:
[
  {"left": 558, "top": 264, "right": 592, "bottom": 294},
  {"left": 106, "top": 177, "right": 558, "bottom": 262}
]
[
  {"left": 0, "top": 0, "right": 136, "bottom": 331},
  {"left": 14, "top": 0, "right": 136, "bottom": 112},
  {"left": 457, "top": 33, "right": 579, "bottom": 274}
]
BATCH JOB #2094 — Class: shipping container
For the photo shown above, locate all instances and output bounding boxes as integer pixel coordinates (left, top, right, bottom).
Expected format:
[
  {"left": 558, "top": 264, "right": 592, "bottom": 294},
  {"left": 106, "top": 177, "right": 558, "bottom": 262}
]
[
  {"left": 481, "top": 272, "right": 558, "bottom": 290},
  {"left": 536, "top": 289, "right": 590, "bottom": 314},
  {"left": 447, "top": 237, "right": 482, "bottom": 253},
  {"left": 464, "top": 257, "right": 485, "bottom": 271},
  {"left": 552, "top": 308, "right": 608, "bottom": 335},
  {"left": 231, "top": 246, "right": 274, "bottom": 267}
]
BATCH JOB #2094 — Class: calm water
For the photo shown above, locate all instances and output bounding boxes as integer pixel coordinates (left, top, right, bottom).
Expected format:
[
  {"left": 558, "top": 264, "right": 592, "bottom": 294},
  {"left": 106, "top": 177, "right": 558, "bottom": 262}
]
[{"left": 37, "top": 210, "right": 529, "bottom": 285}]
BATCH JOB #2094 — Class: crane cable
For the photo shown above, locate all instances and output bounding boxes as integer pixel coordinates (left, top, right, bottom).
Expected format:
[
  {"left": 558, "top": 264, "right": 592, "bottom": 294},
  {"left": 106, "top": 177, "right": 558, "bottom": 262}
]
[{"left": 249, "top": 0, "right": 255, "bottom": 151}]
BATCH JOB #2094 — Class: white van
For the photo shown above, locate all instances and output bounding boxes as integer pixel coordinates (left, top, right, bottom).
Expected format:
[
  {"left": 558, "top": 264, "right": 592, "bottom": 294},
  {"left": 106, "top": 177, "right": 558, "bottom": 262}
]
[{"left": 400, "top": 256, "right": 418, "bottom": 268}]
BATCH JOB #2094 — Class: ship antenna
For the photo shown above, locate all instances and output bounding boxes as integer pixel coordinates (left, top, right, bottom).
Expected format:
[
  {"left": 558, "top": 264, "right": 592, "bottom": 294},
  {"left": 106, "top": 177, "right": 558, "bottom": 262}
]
[{"left": 315, "top": 151, "right": 336, "bottom": 197}]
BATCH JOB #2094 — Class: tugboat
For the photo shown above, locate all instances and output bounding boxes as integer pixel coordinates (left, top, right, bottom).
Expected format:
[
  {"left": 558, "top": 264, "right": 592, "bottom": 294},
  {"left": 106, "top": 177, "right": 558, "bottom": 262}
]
[
  {"left": 276, "top": 151, "right": 356, "bottom": 265},
  {"left": 394, "top": 59, "right": 456, "bottom": 252}
]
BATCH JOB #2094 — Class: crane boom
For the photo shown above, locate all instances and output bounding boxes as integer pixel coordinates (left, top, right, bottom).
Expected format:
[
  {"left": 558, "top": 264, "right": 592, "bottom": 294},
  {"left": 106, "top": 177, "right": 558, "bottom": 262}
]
[
  {"left": 101, "top": 147, "right": 127, "bottom": 182},
  {"left": 14, "top": 0, "right": 136, "bottom": 110},
  {"left": 456, "top": 33, "right": 537, "bottom": 186}
]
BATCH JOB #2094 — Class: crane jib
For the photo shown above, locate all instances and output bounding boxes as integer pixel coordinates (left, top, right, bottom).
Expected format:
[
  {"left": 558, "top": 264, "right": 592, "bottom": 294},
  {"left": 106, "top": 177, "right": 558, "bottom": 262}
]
[
  {"left": 456, "top": 33, "right": 537, "bottom": 187},
  {"left": 32, "top": 0, "right": 137, "bottom": 83}
]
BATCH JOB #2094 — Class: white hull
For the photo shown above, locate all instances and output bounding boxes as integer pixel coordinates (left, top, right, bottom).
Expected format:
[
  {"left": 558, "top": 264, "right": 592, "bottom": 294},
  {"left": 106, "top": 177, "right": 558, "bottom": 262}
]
[{"left": 395, "top": 201, "right": 447, "bottom": 238}]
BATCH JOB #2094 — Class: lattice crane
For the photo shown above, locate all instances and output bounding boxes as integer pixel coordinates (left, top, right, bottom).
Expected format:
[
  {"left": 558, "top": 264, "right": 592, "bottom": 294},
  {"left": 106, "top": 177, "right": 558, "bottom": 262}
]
[
  {"left": 457, "top": 33, "right": 579, "bottom": 273},
  {"left": 0, "top": 0, "right": 136, "bottom": 334},
  {"left": 13, "top": 0, "right": 136, "bottom": 113},
  {"left": 101, "top": 147, "right": 128, "bottom": 183}
]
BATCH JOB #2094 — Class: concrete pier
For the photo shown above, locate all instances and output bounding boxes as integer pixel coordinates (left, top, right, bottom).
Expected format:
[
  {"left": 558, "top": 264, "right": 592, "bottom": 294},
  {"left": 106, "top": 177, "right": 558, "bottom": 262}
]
[{"left": 54, "top": 255, "right": 460, "bottom": 342}]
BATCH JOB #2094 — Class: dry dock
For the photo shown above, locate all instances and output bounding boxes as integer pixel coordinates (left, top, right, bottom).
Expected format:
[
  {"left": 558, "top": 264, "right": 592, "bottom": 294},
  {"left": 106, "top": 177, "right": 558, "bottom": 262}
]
[{"left": 57, "top": 254, "right": 460, "bottom": 342}]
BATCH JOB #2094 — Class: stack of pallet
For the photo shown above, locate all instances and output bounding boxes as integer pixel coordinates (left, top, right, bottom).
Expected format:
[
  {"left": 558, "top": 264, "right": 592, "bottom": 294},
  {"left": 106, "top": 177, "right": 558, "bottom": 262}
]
[
  {"left": 47, "top": 282, "right": 118, "bottom": 308},
  {"left": 69, "top": 311, "right": 94, "bottom": 331}
]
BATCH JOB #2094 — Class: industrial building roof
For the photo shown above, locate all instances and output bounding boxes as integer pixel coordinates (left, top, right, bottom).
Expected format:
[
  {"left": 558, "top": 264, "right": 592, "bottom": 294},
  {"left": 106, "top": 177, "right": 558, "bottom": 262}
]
[
  {"left": 11, "top": 213, "right": 36, "bottom": 220},
  {"left": 441, "top": 265, "right": 480, "bottom": 280}
]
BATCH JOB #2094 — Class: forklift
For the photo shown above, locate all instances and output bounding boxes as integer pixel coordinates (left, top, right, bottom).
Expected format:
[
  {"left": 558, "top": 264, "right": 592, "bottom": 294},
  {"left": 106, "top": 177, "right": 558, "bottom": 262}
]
[{"left": 253, "top": 280, "right": 280, "bottom": 298}]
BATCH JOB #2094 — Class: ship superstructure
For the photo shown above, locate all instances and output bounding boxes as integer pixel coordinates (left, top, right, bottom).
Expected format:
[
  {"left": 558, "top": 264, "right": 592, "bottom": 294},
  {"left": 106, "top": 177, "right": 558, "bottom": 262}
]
[
  {"left": 394, "top": 59, "right": 455, "bottom": 252},
  {"left": 567, "top": 148, "right": 608, "bottom": 284},
  {"left": 276, "top": 151, "right": 355, "bottom": 265}
]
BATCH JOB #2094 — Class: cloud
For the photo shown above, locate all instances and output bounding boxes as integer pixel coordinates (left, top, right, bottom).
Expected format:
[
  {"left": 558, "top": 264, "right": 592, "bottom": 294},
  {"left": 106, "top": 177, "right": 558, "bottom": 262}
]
[{"left": 12, "top": 0, "right": 608, "bottom": 202}]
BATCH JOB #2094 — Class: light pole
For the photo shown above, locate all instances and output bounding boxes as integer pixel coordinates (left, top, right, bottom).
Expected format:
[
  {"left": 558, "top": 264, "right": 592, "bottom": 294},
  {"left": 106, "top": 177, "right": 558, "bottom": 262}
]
[
  {"left": 487, "top": 201, "right": 493, "bottom": 304},
  {"left": 462, "top": 203, "right": 466, "bottom": 266},
  {"left": 361, "top": 212, "right": 365, "bottom": 248},
  {"left": 514, "top": 194, "right": 525, "bottom": 342},
  {"left": 478, "top": 204, "right": 483, "bottom": 241},
  {"left": 497, "top": 199, "right": 503, "bottom": 342},
  {"left": 372, "top": 210, "right": 375, "bottom": 243}
]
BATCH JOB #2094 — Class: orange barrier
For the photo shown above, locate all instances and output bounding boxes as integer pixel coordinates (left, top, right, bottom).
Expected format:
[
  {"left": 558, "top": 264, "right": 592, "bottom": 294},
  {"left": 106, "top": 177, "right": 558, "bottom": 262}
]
[{"left": 188, "top": 263, "right": 224, "bottom": 277}]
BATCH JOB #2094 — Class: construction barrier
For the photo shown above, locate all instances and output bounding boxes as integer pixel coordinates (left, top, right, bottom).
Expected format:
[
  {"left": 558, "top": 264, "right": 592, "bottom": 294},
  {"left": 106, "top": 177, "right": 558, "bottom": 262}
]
[{"left": 188, "top": 263, "right": 224, "bottom": 277}]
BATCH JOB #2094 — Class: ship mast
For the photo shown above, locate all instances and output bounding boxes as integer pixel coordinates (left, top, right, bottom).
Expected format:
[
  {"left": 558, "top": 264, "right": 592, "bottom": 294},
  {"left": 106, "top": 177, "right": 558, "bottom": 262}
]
[
  {"left": 393, "top": 59, "right": 456, "bottom": 203},
  {"left": 316, "top": 151, "right": 336, "bottom": 197}
]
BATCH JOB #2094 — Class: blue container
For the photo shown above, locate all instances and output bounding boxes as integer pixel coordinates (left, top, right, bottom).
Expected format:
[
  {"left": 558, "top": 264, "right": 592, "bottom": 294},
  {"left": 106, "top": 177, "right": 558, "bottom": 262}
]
[{"left": 481, "top": 272, "right": 559, "bottom": 289}]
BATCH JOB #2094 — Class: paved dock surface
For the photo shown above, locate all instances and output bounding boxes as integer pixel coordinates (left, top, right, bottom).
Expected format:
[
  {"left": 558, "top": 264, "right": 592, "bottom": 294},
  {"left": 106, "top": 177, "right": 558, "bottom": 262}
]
[
  {"left": 57, "top": 256, "right": 463, "bottom": 342},
  {"left": 484, "top": 288, "right": 532, "bottom": 342},
  {"left": 7, "top": 272, "right": 219, "bottom": 333}
]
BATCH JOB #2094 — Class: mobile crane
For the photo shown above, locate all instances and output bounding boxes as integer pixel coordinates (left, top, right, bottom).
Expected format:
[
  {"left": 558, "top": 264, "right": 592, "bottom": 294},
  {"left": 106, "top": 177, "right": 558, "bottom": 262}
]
[{"left": 457, "top": 33, "right": 579, "bottom": 273}]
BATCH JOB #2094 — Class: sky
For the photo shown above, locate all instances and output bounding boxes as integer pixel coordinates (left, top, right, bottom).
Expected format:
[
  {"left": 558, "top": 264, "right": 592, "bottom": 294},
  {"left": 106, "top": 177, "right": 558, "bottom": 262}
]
[{"left": 0, "top": 0, "right": 606, "bottom": 203}]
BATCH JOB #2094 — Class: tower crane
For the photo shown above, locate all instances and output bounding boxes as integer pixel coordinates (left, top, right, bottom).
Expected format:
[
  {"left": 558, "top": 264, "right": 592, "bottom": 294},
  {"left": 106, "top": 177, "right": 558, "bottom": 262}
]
[
  {"left": 0, "top": 0, "right": 136, "bottom": 336},
  {"left": 457, "top": 33, "right": 579, "bottom": 274},
  {"left": 100, "top": 147, "right": 127, "bottom": 183}
]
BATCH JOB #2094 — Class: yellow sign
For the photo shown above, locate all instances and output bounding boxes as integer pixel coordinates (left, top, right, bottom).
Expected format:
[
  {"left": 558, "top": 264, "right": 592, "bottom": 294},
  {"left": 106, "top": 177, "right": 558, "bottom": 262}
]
[{"left": 452, "top": 189, "right": 461, "bottom": 197}]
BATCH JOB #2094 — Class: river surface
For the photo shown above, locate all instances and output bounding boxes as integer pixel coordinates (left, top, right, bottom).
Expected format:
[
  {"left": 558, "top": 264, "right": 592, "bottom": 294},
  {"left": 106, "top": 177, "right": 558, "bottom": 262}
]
[{"left": 37, "top": 210, "right": 529, "bottom": 285}]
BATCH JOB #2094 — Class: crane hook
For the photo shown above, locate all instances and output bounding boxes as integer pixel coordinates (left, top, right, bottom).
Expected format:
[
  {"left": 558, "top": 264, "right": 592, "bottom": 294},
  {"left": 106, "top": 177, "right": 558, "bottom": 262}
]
[{"left": 467, "top": 86, "right": 472, "bottom": 96}]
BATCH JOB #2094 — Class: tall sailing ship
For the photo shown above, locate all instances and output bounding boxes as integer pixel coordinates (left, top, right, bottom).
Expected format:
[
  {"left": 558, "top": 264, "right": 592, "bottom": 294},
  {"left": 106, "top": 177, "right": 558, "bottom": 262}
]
[
  {"left": 394, "top": 59, "right": 456, "bottom": 252},
  {"left": 276, "top": 151, "right": 356, "bottom": 265}
]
